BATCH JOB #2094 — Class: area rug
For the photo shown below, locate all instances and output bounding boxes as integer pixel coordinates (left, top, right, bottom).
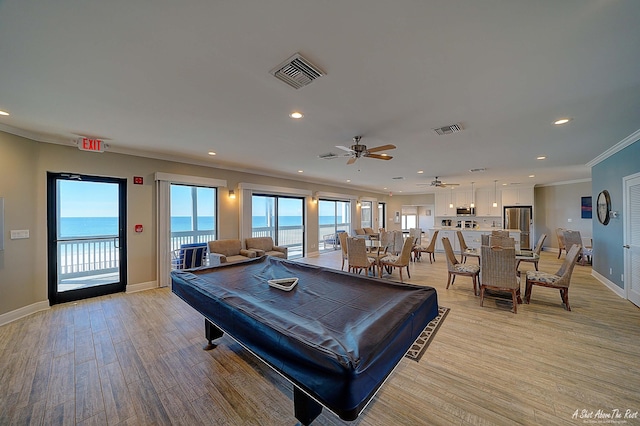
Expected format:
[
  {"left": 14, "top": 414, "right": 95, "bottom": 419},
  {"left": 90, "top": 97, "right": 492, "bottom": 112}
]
[{"left": 405, "top": 306, "right": 450, "bottom": 362}]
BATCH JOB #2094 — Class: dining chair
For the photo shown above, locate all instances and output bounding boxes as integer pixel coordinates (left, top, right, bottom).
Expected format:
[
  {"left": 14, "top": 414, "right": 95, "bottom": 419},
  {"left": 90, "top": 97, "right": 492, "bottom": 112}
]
[
  {"left": 491, "top": 230, "right": 510, "bottom": 238},
  {"left": 442, "top": 237, "right": 480, "bottom": 295},
  {"left": 563, "top": 230, "right": 593, "bottom": 266},
  {"left": 391, "top": 230, "right": 404, "bottom": 255},
  {"left": 414, "top": 230, "right": 438, "bottom": 263},
  {"left": 339, "top": 231, "right": 349, "bottom": 271},
  {"left": 481, "top": 234, "right": 490, "bottom": 246},
  {"left": 346, "top": 237, "right": 375, "bottom": 275},
  {"left": 456, "top": 231, "right": 480, "bottom": 264},
  {"left": 480, "top": 245, "right": 520, "bottom": 314},
  {"left": 379, "top": 237, "right": 414, "bottom": 282},
  {"left": 516, "top": 233, "right": 546, "bottom": 271},
  {"left": 525, "top": 243, "right": 581, "bottom": 311},
  {"left": 556, "top": 227, "right": 567, "bottom": 259},
  {"left": 488, "top": 235, "right": 515, "bottom": 248}
]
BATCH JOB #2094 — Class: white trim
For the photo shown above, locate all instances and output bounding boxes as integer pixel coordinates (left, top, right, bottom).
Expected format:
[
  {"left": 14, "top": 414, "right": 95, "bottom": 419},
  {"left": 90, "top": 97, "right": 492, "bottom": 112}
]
[
  {"left": 0, "top": 300, "right": 50, "bottom": 327},
  {"left": 238, "top": 182, "right": 311, "bottom": 197},
  {"left": 315, "top": 191, "right": 357, "bottom": 201},
  {"left": 587, "top": 128, "right": 640, "bottom": 167},
  {"left": 154, "top": 172, "right": 227, "bottom": 188},
  {"left": 126, "top": 280, "right": 158, "bottom": 293},
  {"left": 591, "top": 270, "right": 625, "bottom": 299},
  {"left": 536, "top": 178, "right": 592, "bottom": 188}
]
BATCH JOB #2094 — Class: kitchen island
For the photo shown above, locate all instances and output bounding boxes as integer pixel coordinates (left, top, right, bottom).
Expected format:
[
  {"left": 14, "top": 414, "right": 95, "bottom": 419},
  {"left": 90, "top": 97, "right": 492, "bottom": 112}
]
[{"left": 429, "top": 227, "right": 521, "bottom": 252}]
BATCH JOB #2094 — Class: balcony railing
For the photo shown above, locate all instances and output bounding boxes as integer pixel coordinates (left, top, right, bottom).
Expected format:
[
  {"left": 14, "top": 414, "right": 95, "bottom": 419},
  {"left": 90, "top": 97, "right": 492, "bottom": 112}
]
[{"left": 58, "top": 224, "right": 349, "bottom": 283}]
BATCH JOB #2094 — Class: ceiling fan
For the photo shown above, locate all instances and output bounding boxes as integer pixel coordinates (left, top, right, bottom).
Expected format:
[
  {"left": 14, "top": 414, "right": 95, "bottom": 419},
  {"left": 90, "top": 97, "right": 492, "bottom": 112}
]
[
  {"left": 417, "top": 176, "right": 460, "bottom": 188},
  {"left": 330, "top": 136, "right": 396, "bottom": 165}
]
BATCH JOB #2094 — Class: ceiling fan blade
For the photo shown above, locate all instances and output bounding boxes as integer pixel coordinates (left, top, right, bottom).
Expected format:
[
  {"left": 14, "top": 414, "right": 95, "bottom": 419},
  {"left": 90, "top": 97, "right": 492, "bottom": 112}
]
[
  {"left": 347, "top": 157, "right": 357, "bottom": 165},
  {"left": 336, "top": 145, "right": 354, "bottom": 153},
  {"left": 365, "top": 153, "right": 393, "bottom": 160},
  {"left": 366, "top": 144, "right": 396, "bottom": 153}
]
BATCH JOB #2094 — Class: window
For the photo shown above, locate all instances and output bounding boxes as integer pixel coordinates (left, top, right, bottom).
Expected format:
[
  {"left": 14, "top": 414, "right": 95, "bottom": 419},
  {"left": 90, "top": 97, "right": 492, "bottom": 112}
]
[
  {"left": 361, "top": 201, "right": 373, "bottom": 229},
  {"left": 170, "top": 184, "right": 217, "bottom": 251}
]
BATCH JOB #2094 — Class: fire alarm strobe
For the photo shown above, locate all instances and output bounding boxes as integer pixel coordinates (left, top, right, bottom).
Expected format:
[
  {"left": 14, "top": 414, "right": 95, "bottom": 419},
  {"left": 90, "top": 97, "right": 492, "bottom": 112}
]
[{"left": 135, "top": 224, "right": 143, "bottom": 233}]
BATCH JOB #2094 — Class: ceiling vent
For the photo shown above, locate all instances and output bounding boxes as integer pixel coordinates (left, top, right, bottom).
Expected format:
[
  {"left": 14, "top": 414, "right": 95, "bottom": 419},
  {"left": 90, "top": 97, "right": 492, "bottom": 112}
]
[
  {"left": 270, "top": 53, "right": 325, "bottom": 89},
  {"left": 469, "top": 167, "right": 487, "bottom": 173},
  {"left": 433, "top": 123, "right": 463, "bottom": 135},
  {"left": 318, "top": 152, "right": 339, "bottom": 159}
]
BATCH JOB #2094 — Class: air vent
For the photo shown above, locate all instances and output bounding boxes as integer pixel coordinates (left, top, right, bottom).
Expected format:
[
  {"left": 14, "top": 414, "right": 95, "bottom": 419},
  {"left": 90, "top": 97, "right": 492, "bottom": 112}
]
[
  {"left": 433, "top": 123, "right": 463, "bottom": 135},
  {"left": 469, "top": 168, "right": 487, "bottom": 173},
  {"left": 392, "top": 176, "right": 405, "bottom": 180},
  {"left": 270, "top": 53, "right": 325, "bottom": 89},
  {"left": 318, "top": 152, "right": 338, "bottom": 159}
]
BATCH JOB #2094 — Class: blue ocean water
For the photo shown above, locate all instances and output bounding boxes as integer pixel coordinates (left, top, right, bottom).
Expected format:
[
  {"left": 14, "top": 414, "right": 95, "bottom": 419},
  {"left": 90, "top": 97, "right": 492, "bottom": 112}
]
[{"left": 59, "top": 215, "right": 345, "bottom": 237}]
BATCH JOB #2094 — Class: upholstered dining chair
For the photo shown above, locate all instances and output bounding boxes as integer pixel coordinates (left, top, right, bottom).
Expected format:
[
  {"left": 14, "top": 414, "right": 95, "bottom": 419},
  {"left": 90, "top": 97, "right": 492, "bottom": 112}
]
[
  {"left": 516, "top": 233, "right": 546, "bottom": 271},
  {"left": 379, "top": 237, "right": 414, "bottom": 282},
  {"left": 563, "top": 230, "right": 593, "bottom": 266},
  {"left": 480, "top": 245, "right": 521, "bottom": 314},
  {"left": 339, "top": 231, "right": 349, "bottom": 271},
  {"left": 391, "top": 230, "right": 404, "bottom": 255},
  {"left": 346, "top": 237, "right": 375, "bottom": 276},
  {"left": 456, "top": 231, "right": 480, "bottom": 264},
  {"left": 525, "top": 243, "right": 581, "bottom": 311},
  {"left": 481, "top": 234, "right": 490, "bottom": 246},
  {"left": 414, "top": 230, "right": 438, "bottom": 263},
  {"left": 442, "top": 237, "right": 480, "bottom": 296}
]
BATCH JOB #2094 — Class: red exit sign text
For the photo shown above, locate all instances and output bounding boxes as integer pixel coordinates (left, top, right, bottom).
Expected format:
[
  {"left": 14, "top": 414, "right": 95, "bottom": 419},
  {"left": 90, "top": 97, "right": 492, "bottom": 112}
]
[{"left": 77, "top": 137, "right": 107, "bottom": 152}]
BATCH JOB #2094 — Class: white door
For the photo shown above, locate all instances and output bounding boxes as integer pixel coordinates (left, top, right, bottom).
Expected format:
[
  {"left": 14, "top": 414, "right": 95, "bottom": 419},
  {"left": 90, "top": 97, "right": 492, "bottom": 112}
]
[{"left": 624, "top": 173, "right": 640, "bottom": 307}]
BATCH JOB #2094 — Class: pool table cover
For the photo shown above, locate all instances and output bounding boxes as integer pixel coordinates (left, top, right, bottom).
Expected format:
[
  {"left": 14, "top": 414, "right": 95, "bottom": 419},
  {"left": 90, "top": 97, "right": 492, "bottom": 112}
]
[{"left": 171, "top": 256, "right": 438, "bottom": 421}]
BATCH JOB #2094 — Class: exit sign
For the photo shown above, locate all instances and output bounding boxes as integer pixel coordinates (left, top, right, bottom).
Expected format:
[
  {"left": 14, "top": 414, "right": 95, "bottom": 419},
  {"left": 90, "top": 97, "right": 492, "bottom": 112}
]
[{"left": 77, "top": 137, "right": 107, "bottom": 152}]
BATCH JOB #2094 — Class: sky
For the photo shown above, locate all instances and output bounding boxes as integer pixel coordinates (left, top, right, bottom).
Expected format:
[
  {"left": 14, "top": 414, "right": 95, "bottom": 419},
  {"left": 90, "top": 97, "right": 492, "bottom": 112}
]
[{"left": 59, "top": 180, "right": 118, "bottom": 217}]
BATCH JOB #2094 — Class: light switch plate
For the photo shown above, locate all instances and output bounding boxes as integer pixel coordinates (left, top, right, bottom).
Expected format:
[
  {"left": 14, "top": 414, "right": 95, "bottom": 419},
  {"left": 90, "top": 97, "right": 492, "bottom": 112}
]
[{"left": 10, "top": 229, "right": 29, "bottom": 239}]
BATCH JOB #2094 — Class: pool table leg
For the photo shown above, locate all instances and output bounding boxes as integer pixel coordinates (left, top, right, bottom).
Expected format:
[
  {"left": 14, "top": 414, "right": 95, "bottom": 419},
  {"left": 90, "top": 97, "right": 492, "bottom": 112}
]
[
  {"left": 203, "top": 318, "right": 224, "bottom": 350},
  {"left": 293, "top": 387, "right": 323, "bottom": 425}
]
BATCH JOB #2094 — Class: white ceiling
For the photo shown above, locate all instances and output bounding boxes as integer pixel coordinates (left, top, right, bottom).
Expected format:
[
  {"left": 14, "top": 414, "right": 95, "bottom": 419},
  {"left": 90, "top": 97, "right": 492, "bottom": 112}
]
[{"left": 1, "top": 0, "right": 639, "bottom": 193}]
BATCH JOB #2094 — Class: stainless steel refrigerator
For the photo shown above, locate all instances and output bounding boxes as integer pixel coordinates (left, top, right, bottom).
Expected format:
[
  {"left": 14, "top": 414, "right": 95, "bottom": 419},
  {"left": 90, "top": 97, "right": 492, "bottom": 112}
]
[{"left": 503, "top": 206, "right": 532, "bottom": 250}]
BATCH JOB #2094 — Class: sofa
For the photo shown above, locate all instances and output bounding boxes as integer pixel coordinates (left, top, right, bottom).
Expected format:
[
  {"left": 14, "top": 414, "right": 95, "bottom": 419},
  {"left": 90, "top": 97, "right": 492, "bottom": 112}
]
[
  {"left": 353, "top": 227, "right": 380, "bottom": 240},
  {"left": 245, "top": 237, "right": 288, "bottom": 259},
  {"left": 208, "top": 239, "right": 257, "bottom": 265}
]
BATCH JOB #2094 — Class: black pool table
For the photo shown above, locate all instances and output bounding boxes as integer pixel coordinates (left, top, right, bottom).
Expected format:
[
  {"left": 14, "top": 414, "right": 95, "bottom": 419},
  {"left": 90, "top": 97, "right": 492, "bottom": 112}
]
[{"left": 171, "top": 256, "right": 438, "bottom": 425}]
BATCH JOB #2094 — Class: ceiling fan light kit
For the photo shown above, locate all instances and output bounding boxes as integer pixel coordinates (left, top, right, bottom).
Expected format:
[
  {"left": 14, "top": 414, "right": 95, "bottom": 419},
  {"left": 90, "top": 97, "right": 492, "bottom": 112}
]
[{"left": 334, "top": 136, "right": 396, "bottom": 165}]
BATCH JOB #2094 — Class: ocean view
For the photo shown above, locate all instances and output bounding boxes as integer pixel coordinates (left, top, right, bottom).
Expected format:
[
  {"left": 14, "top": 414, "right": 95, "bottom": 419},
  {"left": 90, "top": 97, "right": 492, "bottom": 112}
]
[{"left": 60, "top": 216, "right": 346, "bottom": 237}]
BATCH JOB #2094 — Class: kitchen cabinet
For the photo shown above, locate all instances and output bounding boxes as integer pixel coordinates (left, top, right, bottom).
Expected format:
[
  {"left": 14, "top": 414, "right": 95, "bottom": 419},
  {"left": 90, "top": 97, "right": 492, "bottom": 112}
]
[
  {"left": 435, "top": 191, "right": 455, "bottom": 216},
  {"left": 454, "top": 190, "right": 472, "bottom": 207},
  {"left": 502, "top": 188, "right": 534, "bottom": 206},
  {"left": 474, "top": 189, "right": 501, "bottom": 217},
  {"left": 434, "top": 229, "right": 457, "bottom": 252}
]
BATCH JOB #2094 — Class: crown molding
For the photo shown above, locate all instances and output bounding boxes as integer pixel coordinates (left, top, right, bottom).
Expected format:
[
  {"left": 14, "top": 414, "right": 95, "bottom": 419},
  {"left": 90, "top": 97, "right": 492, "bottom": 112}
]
[{"left": 586, "top": 128, "right": 640, "bottom": 167}]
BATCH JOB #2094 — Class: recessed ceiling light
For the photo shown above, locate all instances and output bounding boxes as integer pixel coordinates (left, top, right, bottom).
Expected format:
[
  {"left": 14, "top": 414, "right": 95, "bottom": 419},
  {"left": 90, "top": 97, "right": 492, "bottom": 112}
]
[
  {"left": 289, "top": 111, "right": 304, "bottom": 119},
  {"left": 383, "top": 187, "right": 387, "bottom": 190},
  {"left": 208, "top": 151, "right": 216, "bottom": 156},
  {"left": 417, "top": 170, "right": 424, "bottom": 174},
  {"left": 554, "top": 118, "right": 571, "bottom": 125},
  {"left": 502, "top": 183, "right": 508, "bottom": 186},
  {"left": 0, "top": 110, "right": 9, "bottom": 116},
  {"left": 537, "top": 156, "right": 546, "bottom": 160},
  {"left": 529, "top": 174, "right": 535, "bottom": 178},
  {"left": 298, "top": 170, "right": 303, "bottom": 173},
  {"left": 347, "top": 179, "right": 351, "bottom": 182}
]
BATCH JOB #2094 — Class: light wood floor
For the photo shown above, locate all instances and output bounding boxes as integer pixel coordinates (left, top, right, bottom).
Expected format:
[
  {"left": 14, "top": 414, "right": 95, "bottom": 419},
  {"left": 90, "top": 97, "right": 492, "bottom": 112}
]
[{"left": 1, "top": 251, "right": 639, "bottom": 425}]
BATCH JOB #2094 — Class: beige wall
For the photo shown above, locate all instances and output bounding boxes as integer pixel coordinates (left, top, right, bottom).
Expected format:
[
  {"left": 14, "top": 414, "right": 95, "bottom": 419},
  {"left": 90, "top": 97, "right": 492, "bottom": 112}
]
[
  {"left": 1, "top": 131, "right": 398, "bottom": 317},
  {"left": 534, "top": 181, "right": 592, "bottom": 251}
]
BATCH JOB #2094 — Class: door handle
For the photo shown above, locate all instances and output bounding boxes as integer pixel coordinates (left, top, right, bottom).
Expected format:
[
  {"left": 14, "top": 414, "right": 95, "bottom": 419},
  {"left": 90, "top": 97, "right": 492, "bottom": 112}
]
[{"left": 623, "top": 245, "right": 630, "bottom": 249}]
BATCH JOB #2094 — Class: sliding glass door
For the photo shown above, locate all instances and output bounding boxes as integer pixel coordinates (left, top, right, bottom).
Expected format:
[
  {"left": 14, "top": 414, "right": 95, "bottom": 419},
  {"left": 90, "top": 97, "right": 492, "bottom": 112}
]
[
  {"left": 252, "top": 194, "right": 304, "bottom": 259},
  {"left": 318, "top": 199, "right": 351, "bottom": 252},
  {"left": 47, "top": 173, "right": 127, "bottom": 304}
]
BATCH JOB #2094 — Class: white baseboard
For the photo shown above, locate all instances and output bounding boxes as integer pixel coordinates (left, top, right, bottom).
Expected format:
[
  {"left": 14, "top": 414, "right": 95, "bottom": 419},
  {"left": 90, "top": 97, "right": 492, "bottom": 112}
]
[
  {"left": 126, "top": 280, "right": 158, "bottom": 293},
  {"left": 591, "top": 269, "right": 625, "bottom": 298},
  {"left": 0, "top": 300, "right": 50, "bottom": 327}
]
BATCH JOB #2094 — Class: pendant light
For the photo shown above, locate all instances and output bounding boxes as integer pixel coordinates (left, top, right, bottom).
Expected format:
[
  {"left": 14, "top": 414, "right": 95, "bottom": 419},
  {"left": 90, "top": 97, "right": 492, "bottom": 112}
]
[
  {"left": 492, "top": 180, "right": 498, "bottom": 208},
  {"left": 449, "top": 187, "right": 454, "bottom": 209},
  {"left": 470, "top": 182, "right": 475, "bottom": 208}
]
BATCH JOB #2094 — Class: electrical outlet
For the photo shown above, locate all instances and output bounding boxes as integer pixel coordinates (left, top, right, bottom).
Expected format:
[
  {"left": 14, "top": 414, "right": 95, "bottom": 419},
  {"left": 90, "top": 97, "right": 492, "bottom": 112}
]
[
  {"left": 311, "top": 243, "right": 316, "bottom": 248},
  {"left": 610, "top": 268, "right": 613, "bottom": 275},
  {"left": 567, "top": 218, "right": 572, "bottom": 223},
  {"left": 621, "top": 274, "right": 624, "bottom": 282}
]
